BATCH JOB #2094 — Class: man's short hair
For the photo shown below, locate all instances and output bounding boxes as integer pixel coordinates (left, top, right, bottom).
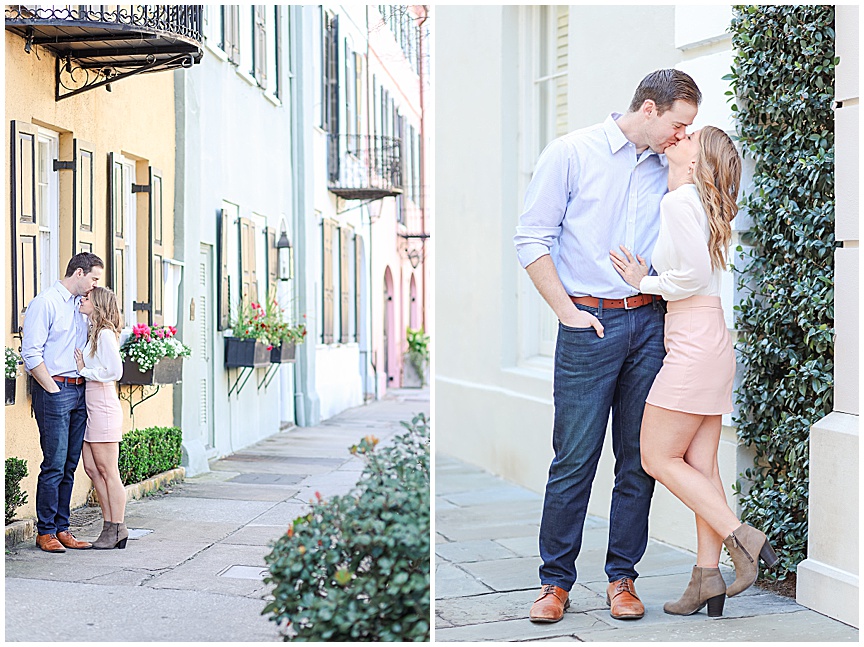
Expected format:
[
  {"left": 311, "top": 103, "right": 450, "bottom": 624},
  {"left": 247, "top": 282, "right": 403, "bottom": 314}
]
[
  {"left": 64, "top": 252, "right": 104, "bottom": 277},
  {"left": 628, "top": 69, "right": 702, "bottom": 115}
]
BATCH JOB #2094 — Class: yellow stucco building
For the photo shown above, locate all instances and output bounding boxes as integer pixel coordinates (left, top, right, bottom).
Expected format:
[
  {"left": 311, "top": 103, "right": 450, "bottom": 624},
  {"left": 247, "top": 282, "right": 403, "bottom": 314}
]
[{"left": 4, "top": 6, "right": 202, "bottom": 519}]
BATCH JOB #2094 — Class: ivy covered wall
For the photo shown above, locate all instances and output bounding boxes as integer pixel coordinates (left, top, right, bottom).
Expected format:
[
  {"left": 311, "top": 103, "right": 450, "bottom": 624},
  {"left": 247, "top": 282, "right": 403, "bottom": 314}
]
[{"left": 727, "top": 5, "right": 837, "bottom": 578}]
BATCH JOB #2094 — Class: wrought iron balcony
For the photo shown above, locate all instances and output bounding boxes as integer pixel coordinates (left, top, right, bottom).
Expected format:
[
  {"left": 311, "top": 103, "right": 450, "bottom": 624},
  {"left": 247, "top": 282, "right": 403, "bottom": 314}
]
[
  {"left": 327, "top": 134, "right": 403, "bottom": 201},
  {"left": 5, "top": 4, "right": 203, "bottom": 100}
]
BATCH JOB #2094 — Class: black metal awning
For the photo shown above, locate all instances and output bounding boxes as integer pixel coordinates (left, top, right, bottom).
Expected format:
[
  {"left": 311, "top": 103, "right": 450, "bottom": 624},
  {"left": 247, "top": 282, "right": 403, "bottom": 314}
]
[{"left": 5, "top": 5, "right": 203, "bottom": 101}]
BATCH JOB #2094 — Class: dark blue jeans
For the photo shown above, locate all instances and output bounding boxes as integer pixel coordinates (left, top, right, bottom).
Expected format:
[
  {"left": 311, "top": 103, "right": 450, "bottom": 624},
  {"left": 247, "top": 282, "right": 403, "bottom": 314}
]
[
  {"left": 31, "top": 380, "right": 87, "bottom": 535},
  {"left": 539, "top": 300, "right": 666, "bottom": 590}
]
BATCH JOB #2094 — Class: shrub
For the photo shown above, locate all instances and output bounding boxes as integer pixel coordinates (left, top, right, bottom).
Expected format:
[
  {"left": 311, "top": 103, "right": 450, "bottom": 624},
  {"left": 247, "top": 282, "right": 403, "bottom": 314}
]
[
  {"left": 5, "top": 457, "right": 29, "bottom": 525},
  {"left": 263, "top": 413, "right": 430, "bottom": 642},
  {"left": 118, "top": 426, "right": 183, "bottom": 485},
  {"left": 406, "top": 328, "right": 430, "bottom": 386},
  {"left": 726, "top": 5, "right": 836, "bottom": 578}
]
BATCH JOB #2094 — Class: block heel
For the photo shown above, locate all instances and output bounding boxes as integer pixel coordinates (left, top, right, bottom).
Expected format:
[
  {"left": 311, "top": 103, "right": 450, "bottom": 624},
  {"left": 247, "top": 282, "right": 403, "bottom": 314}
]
[
  {"left": 706, "top": 594, "right": 725, "bottom": 617},
  {"left": 760, "top": 541, "right": 779, "bottom": 567},
  {"left": 116, "top": 538, "right": 128, "bottom": 549}
]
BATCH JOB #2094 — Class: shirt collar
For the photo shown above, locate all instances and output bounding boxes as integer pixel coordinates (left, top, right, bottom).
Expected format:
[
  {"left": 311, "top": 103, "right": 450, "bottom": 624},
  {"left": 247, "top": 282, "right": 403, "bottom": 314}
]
[
  {"left": 54, "top": 281, "right": 75, "bottom": 302},
  {"left": 604, "top": 113, "right": 669, "bottom": 167}
]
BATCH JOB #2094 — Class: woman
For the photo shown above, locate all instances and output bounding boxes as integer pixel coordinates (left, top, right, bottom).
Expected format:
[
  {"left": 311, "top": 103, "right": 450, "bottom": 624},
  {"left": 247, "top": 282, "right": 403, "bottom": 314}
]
[
  {"left": 610, "top": 125, "right": 777, "bottom": 617},
  {"left": 75, "top": 286, "right": 128, "bottom": 550}
]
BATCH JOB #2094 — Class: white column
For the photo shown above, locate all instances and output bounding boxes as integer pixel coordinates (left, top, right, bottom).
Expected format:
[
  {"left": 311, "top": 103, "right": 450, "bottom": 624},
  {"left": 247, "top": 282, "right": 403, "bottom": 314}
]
[{"left": 795, "top": 4, "right": 859, "bottom": 629}]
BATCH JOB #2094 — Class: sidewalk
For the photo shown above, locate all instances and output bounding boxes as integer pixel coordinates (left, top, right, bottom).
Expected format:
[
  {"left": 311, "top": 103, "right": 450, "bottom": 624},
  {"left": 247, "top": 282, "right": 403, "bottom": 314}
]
[
  {"left": 5, "top": 388, "right": 429, "bottom": 642},
  {"left": 434, "top": 454, "right": 858, "bottom": 642}
]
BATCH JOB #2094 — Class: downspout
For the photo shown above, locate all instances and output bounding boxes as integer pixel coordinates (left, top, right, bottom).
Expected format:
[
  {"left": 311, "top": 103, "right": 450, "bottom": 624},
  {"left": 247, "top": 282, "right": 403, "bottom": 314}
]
[{"left": 417, "top": 6, "right": 429, "bottom": 331}]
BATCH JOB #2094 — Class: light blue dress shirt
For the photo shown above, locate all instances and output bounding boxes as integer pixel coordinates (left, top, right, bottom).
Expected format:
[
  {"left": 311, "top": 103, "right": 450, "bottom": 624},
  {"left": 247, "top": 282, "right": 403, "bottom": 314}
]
[
  {"left": 514, "top": 113, "right": 669, "bottom": 299},
  {"left": 21, "top": 281, "right": 88, "bottom": 377}
]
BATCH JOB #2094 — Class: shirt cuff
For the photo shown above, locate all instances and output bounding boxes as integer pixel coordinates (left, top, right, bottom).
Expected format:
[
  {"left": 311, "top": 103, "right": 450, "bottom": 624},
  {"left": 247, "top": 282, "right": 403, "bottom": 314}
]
[
  {"left": 515, "top": 243, "right": 552, "bottom": 269},
  {"left": 639, "top": 276, "right": 663, "bottom": 296}
]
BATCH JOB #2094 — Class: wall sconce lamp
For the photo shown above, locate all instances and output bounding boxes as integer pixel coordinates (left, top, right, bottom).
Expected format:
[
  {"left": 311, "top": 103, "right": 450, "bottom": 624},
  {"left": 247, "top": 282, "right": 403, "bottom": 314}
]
[
  {"left": 276, "top": 230, "right": 294, "bottom": 280},
  {"left": 407, "top": 249, "right": 422, "bottom": 269}
]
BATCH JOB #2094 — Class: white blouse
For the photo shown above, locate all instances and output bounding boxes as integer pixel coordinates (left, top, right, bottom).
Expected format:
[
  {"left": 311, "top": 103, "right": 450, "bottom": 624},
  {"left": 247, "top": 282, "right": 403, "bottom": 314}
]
[
  {"left": 80, "top": 329, "right": 124, "bottom": 383},
  {"left": 639, "top": 183, "right": 722, "bottom": 301}
]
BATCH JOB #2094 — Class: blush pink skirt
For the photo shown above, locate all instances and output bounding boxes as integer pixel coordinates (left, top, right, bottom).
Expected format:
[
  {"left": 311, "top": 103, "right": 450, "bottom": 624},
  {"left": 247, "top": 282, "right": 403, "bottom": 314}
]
[
  {"left": 646, "top": 295, "right": 735, "bottom": 415},
  {"left": 84, "top": 381, "right": 123, "bottom": 442}
]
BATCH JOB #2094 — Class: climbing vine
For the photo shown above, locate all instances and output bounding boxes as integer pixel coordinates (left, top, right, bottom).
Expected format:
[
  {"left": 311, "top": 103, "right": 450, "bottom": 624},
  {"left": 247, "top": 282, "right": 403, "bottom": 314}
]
[{"left": 726, "top": 5, "right": 836, "bottom": 579}]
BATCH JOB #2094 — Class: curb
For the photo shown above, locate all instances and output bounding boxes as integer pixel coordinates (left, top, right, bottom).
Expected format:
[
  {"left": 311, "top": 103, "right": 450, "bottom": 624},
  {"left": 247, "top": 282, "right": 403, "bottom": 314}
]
[
  {"left": 5, "top": 467, "right": 185, "bottom": 549},
  {"left": 5, "top": 519, "right": 35, "bottom": 550}
]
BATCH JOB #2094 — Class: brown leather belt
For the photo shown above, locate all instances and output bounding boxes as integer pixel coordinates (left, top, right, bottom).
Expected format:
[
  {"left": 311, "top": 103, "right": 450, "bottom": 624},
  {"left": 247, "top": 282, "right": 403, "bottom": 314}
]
[
  {"left": 570, "top": 294, "right": 661, "bottom": 310},
  {"left": 52, "top": 375, "right": 85, "bottom": 385}
]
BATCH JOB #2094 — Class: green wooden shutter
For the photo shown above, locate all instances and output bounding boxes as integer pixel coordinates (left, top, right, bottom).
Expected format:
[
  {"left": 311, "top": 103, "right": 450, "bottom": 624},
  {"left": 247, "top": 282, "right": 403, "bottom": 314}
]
[{"left": 10, "top": 121, "right": 40, "bottom": 333}]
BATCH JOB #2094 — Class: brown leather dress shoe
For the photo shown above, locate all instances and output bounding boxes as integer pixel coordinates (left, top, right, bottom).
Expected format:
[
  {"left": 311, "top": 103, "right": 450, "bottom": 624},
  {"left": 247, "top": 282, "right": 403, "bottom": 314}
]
[
  {"left": 56, "top": 530, "right": 92, "bottom": 549},
  {"left": 529, "top": 584, "right": 570, "bottom": 623},
  {"left": 606, "top": 577, "right": 644, "bottom": 620},
  {"left": 36, "top": 534, "right": 66, "bottom": 553}
]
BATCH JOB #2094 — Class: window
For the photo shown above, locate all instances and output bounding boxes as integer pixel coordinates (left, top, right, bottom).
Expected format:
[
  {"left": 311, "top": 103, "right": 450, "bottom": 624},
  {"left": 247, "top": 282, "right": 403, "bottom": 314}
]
[
  {"left": 108, "top": 153, "right": 137, "bottom": 322},
  {"left": 322, "top": 12, "right": 339, "bottom": 134},
  {"left": 535, "top": 5, "right": 569, "bottom": 155},
  {"left": 35, "top": 129, "right": 59, "bottom": 293},
  {"left": 265, "top": 6, "right": 279, "bottom": 99},
  {"left": 203, "top": 5, "right": 225, "bottom": 53},
  {"left": 73, "top": 139, "right": 96, "bottom": 253},
  {"left": 239, "top": 5, "right": 253, "bottom": 76},
  {"left": 321, "top": 217, "right": 336, "bottom": 344}
]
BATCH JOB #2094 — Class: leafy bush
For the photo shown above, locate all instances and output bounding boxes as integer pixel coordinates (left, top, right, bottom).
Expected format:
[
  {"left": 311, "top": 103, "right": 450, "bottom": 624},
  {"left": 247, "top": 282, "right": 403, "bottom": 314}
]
[
  {"left": 5, "top": 457, "right": 29, "bottom": 524},
  {"left": 118, "top": 426, "right": 183, "bottom": 485},
  {"left": 726, "top": 5, "right": 836, "bottom": 578},
  {"left": 263, "top": 413, "right": 430, "bottom": 642}
]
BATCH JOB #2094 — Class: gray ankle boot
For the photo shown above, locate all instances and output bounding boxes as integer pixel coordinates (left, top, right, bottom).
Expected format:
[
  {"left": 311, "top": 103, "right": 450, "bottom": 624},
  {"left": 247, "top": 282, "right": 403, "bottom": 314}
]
[
  {"left": 664, "top": 566, "right": 727, "bottom": 617},
  {"left": 92, "top": 521, "right": 117, "bottom": 549},
  {"left": 723, "top": 523, "right": 779, "bottom": 597}
]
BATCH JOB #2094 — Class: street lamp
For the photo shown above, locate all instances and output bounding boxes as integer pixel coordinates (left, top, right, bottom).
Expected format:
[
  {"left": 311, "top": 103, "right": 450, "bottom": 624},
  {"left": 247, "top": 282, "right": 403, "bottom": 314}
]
[{"left": 276, "top": 230, "right": 293, "bottom": 280}]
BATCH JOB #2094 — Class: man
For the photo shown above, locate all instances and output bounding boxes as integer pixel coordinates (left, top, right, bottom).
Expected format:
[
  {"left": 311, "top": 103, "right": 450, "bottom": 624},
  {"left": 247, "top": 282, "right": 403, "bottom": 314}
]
[
  {"left": 22, "top": 252, "right": 104, "bottom": 552},
  {"left": 514, "top": 70, "right": 701, "bottom": 622}
]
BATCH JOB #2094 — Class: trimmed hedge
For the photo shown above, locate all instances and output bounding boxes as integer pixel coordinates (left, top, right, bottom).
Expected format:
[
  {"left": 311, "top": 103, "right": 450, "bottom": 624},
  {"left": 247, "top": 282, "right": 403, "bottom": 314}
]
[
  {"left": 726, "top": 5, "right": 836, "bottom": 578},
  {"left": 118, "top": 426, "right": 183, "bottom": 485},
  {"left": 263, "top": 413, "right": 430, "bottom": 642},
  {"left": 5, "top": 457, "right": 29, "bottom": 524}
]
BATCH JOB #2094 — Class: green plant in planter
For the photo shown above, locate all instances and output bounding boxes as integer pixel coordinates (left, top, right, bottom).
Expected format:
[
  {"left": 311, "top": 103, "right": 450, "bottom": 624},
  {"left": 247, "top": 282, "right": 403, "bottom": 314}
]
[
  {"left": 263, "top": 413, "right": 430, "bottom": 642},
  {"left": 5, "top": 347, "right": 22, "bottom": 380},
  {"left": 5, "top": 457, "right": 29, "bottom": 525},
  {"left": 406, "top": 328, "right": 430, "bottom": 386}
]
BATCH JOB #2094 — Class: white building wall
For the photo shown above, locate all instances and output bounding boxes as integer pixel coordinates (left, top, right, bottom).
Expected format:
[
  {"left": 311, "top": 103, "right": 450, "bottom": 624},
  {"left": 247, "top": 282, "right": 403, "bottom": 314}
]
[
  {"left": 436, "top": 4, "right": 745, "bottom": 557},
  {"left": 796, "top": 4, "right": 859, "bottom": 628},
  {"left": 177, "top": 6, "right": 298, "bottom": 470}
]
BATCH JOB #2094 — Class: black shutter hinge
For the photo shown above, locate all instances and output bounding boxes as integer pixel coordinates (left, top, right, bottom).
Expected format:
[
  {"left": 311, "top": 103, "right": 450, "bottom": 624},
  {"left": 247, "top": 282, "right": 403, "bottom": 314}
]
[
  {"left": 132, "top": 301, "right": 152, "bottom": 312},
  {"left": 132, "top": 184, "right": 150, "bottom": 193},
  {"left": 53, "top": 160, "right": 75, "bottom": 171}
]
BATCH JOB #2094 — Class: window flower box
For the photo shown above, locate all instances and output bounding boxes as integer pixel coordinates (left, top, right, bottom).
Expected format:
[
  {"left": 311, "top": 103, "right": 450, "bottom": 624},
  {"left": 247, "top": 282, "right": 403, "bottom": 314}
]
[
  {"left": 270, "top": 342, "right": 296, "bottom": 364},
  {"left": 5, "top": 347, "right": 21, "bottom": 406},
  {"left": 119, "top": 356, "right": 183, "bottom": 385},
  {"left": 225, "top": 338, "right": 271, "bottom": 368},
  {"left": 5, "top": 378, "right": 16, "bottom": 406}
]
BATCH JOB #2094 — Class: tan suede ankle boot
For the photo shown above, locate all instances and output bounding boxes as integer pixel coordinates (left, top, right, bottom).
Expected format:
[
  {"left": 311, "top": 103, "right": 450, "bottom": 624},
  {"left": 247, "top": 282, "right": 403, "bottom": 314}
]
[
  {"left": 663, "top": 566, "right": 727, "bottom": 617},
  {"left": 92, "top": 522, "right": 117, "bottom": 549},
  {"left": 723, "top": 523, "right": 779, "bottom": 597}
]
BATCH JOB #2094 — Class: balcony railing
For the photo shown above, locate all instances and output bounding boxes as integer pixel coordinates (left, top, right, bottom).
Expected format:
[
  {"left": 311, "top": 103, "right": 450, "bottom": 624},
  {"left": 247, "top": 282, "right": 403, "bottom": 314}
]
[
  {"left": 327, "top": 134, "right": 403, "bottom": 201},
  {"left": 5, "top": 4, "right": 203, "bottom": 100}
]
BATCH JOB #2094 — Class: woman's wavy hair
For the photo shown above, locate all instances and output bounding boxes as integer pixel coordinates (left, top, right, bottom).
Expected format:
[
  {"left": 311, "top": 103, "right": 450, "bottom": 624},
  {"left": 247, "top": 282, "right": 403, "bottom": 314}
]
[
  {"left": 693, "top": 125, "right": 742, "bottom": 272},
  {"left": 86, "top": 286, "right": 122, "bottom": 356}
]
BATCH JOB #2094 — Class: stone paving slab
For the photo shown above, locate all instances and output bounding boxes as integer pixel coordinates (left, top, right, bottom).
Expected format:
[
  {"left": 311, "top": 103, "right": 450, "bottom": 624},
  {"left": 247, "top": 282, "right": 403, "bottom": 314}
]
[
  {"left": 435, "top": 538, "right": 518, "bottom": 564},
  {"left": 218, "top": 524, "right": 289, "bottom": 547},
  {"left": 435, "top": 611, "right": 614, "bottom": 642},
  {"left": 436, "top": 562, "right": 495, "bottom": 599},
  {"left": 168, "top": 481, "right": 299, "bottom": 502},
  {"left": 115, "top": 495, "right": 274, "bottom": 524},
  {"left": 577, "top": 608, "right": 859, "bottom": 642},
  {"left": 245, "top": 500, "right": 312, "bottom": 528}
]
